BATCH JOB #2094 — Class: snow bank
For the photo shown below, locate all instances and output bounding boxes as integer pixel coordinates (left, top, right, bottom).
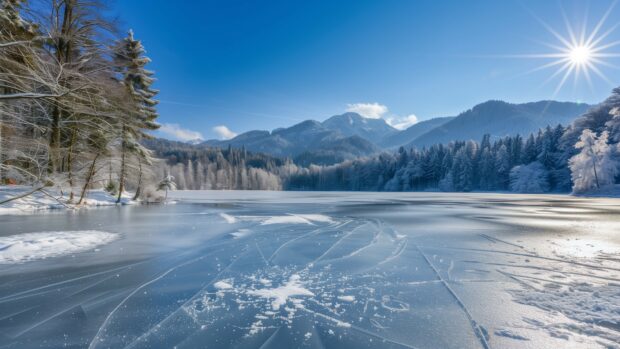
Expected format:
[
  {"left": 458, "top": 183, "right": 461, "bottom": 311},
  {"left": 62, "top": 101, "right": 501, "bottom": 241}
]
[
  {"left": 0, "top": 230, "right": 119, "bottom": 264},
  {"left": 0, "top": 186, "right": 134, "bottom": 215}
]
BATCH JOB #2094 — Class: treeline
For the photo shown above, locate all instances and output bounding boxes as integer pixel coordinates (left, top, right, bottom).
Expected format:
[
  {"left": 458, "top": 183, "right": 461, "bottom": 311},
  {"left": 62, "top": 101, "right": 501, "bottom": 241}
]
[
  {"left": 0, "top": 0, "right": 159, "bottom": 203},
  {"left": 287, "top": 126, "right": 568, "bottom": 192},
  {"left": 145, "top": 139, "right": 302, "bottom": 190}
]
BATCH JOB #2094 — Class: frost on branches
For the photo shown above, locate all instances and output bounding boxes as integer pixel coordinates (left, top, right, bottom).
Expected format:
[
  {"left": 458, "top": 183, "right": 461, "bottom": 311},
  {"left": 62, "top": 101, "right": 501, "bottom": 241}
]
[
  {"left": 509, "top": 162, "right": 549, "bottom": 193},
  {"left": 569, "top": 129, "right": 619, "bottom": 193}
]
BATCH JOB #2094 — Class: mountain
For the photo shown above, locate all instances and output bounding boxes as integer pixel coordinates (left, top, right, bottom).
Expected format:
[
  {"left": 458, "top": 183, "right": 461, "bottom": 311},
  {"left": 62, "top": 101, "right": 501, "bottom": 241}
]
[
  {"left": 294, "top": 135, "right": 380, "bottom": 166},
  {"left": 322, "top": 112, "right": 398, "bottom": 144},
  {"left": 199, "top": 100, "right": 590, "bottom": 165},
  {"left": 379, "top": 116, "right": 455, "bottom": 148},
  {"left": 203, "top": 116, "right": 380, "bottom": 164},
  {"left": 407, "top": 100, "right": 591, "bottom": 148}
]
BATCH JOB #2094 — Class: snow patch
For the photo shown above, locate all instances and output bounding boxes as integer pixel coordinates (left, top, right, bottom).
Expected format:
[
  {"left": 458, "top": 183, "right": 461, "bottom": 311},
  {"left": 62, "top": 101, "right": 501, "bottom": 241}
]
[
  {"left": 0, "top": 230, "right": 118, "bottom": 264},
  {"left": 247, "top": 274, "right": 314, "bottom": 310},
  {"left": 260, "top": 214, "right": 333, "bottom": 225},
  {"left": 230, "top": 229, "right": 250, "bottom": 239},
  {"left": 337, "top": 295, "right": 355, "bottom": 302},
  {"left": 214, "top": 280, "right": 233, "bottom": 290},
  {"left": 295, "top": 214, "right": 334, "bottom": 223},
  {"left": 219, "top": 213, "right": 237, "bottom": 224},
  {"left": 261, "top": 215, "right": 313, "bottom": 225}
]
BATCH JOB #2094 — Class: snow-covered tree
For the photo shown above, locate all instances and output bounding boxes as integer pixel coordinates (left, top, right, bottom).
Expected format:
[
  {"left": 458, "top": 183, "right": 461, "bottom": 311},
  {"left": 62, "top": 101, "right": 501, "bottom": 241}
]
[
  {"left": 509, "top": 162, "right": 549, "bottom": 193},
  {"left": 157, "top": 174, "right": 176, "bottom": 201},
  {"left": 495, "top": 144, "right": 511, "bottom": 189},
  {"left": 569, "top": 129, "right": 618, "bottom": 193},
  {"left": 114, "top": 30, "right": 159, "bottom": 203}
]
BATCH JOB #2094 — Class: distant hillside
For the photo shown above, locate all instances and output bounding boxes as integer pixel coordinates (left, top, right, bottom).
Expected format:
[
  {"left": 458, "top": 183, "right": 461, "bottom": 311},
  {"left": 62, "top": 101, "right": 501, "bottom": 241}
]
[
  {"left": 407, "top": 100, "right": 591, "bottom": 148},
  {"left": 322, "top": 112, "right": 398, "bottom": 144},
  {"left": 202, "top": 114, "right": 382, "bottom": 165},
  {"left": 380, "top": 116, "right": 455, "bottom": 148}
]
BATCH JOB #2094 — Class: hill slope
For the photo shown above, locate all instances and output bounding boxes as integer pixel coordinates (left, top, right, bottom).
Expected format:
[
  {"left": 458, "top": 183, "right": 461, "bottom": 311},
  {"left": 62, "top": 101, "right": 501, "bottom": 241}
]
[{"left": 408, "top": 100, "right": 590, "bottom": 148}]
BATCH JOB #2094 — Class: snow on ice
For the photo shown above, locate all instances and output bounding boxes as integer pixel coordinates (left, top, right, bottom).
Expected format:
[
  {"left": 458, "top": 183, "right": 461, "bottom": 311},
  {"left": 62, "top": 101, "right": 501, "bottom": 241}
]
[{"left": 0, "top": 230, "right": 118, "bottom": 264}]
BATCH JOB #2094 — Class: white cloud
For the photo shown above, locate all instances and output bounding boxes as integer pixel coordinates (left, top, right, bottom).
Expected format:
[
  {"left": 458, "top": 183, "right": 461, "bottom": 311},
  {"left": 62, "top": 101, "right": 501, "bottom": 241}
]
[
  {"left": 386, "top": 114, "right": 419, "bottom": 130},
  {"left": 345, "top": 102, "right": 418, "bottom": 130},
  {"left": 213, "top": 125, "right": 238, "bottom": 140},
  {"left": 159, "top": 123, "right": 204, "bottom": 142},
  {"left": 346, "top": 102, "right": 388, "bottom": 119}
]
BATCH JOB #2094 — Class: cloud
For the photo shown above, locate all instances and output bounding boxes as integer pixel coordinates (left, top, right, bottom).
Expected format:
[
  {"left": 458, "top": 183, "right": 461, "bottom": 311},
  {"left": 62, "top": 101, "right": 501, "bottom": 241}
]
[
  {"left": 159, "top": 123, "right": 204, "bottom": 142},
  {"left": 346, "top": 102, "right": 388, "bottom": 119},
  {"left": 213, "top": 125, "right": 238, "bottom": 140},
  {"left": 386, "top": 114, "right": 419, "bottom": 130},
  {"left": 345, "top": 102, "right": 418, "bottom": 130}
]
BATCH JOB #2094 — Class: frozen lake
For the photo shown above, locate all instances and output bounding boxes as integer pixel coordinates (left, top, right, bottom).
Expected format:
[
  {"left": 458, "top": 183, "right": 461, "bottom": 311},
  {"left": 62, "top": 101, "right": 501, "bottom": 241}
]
[{"left": 1, "top": 191, "right": 619, "bottom": 348}]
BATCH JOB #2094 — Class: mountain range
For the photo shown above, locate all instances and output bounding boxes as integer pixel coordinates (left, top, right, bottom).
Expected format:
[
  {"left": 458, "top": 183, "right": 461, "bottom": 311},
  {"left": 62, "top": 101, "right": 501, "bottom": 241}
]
[{"left": 202, "top": 100, "right": 591, "bottom": 165}]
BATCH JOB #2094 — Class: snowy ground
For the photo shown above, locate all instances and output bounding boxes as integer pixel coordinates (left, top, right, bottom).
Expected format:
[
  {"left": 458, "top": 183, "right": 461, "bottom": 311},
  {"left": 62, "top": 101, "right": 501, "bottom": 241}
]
[
  {"left": 0, "top": 186, "right": 135, "bottom": 215},
  {"left": 0, "top": 191, "right": 619, "bottom": 348}
]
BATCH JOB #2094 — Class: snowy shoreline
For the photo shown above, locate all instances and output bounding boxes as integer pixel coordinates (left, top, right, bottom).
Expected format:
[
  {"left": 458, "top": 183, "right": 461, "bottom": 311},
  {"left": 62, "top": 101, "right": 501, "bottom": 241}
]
[{"left": 0, "top": 186, "right": 137, "bottom": 215}]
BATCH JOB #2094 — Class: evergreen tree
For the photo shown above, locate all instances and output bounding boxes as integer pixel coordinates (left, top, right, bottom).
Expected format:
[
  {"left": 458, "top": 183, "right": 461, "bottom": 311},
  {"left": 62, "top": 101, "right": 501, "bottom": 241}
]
[
  {"left": 495, "top": 144, "right": 511, "bottom": 189},
  {"left": 521, "top": 134, "right": 537, "bottom": 164},
  {"left": 114, "top": 30, "right": 159, "bottom": 202}
]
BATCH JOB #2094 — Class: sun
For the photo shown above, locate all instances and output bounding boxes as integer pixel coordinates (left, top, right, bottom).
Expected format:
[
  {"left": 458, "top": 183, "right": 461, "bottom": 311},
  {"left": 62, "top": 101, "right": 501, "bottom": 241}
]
[
  {"left": 514, "top": 3, "right": 620, "bottom": 96},
  {"left": 568, "top": 45, "right": 592, "bottom": 65}
]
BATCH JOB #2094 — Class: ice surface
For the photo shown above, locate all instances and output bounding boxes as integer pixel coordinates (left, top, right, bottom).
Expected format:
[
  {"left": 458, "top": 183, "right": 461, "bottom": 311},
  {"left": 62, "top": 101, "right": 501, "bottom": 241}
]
[
  {"left": 1, "top": 191, "right": 619, "bottom": 348},
  {"left": 0, "top": 231, "right": 118, "bottom": 264}
]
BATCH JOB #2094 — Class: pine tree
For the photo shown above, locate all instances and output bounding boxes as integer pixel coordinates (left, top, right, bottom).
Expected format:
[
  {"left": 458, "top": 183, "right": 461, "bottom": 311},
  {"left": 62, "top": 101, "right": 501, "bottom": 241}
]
[
  {"left": 521, "top": 134, "right": 537, "bottom": 164},
  {"left": 114, "top": 30, "right": 159, "bottom": 203},
  {"left": 495, "top": 144, "right": 511, "bottom": 189}
]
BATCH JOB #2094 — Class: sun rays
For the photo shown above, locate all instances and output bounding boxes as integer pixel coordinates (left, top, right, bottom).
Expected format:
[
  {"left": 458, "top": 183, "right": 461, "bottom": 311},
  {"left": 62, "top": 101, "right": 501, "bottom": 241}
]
[{"left": 517, "top": 1, "right": 620, "bottom": 97}]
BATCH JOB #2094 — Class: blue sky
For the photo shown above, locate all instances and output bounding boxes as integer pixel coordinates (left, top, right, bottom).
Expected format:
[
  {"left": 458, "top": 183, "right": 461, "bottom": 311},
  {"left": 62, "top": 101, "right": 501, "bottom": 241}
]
[{"left": 113, "top": 0, "right": 620, "bottom": 141}]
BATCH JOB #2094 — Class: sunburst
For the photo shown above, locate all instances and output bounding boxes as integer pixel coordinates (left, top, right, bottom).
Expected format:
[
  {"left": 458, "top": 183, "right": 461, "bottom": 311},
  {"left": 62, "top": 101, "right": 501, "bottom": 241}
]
[{"left": 518, "top": 1, "right": 620, "bottom": 96}]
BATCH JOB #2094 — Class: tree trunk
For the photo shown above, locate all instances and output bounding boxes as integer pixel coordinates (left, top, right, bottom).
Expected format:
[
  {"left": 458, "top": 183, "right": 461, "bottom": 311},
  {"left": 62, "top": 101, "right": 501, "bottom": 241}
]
[
  {"left": 0, "top": 118, "right": 3, "bottom": 183},
  {"left": 67, "top": 123, "right": 78, "bottom": 202},
  {"left": 48, "top": 105, "right": 61, "bottom": 174},
  {"left": 132, "top": 158, "right": 142, "bottom": 201},
  {"left": 592, "top": 156, "right": 600, "bottom": 189},
  {"left": 117, "top": 137, "right": 126, "bottom": 204},
  {"left": 77, "top": 153, "right": 99, "bottom": 205}
]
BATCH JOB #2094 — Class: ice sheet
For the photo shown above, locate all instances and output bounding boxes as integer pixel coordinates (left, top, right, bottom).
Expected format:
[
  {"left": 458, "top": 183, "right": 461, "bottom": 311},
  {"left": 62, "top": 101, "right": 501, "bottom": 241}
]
[{"left": 1, "top": 191, "right": 619, "bottom": 348}]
